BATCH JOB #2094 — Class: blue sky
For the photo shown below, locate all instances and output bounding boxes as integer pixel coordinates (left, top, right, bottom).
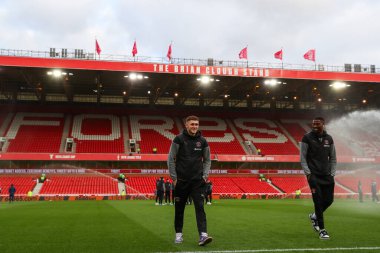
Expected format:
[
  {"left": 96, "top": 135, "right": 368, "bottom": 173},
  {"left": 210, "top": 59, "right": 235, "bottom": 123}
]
[{"left": 1, "top": 0, "right": 380, "bottom": 66}]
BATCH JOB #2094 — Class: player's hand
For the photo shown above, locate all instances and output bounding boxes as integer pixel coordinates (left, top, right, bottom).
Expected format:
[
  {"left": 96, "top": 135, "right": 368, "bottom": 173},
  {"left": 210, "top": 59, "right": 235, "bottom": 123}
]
[{"left": 173, "top": 180, "right": 177, "bottom": 187}]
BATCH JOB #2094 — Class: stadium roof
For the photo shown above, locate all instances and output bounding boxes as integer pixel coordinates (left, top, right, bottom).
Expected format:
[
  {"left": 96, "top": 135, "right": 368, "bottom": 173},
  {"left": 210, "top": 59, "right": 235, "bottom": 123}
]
[{"left": 1, "top": 49, "right": 379, "bottom": 110}]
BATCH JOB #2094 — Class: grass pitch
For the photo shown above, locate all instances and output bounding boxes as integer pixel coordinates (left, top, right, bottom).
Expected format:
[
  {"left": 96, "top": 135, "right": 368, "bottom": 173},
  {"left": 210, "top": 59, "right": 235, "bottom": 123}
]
[{"left": 0, "top": 199, "right": 379, "bottom": 253}]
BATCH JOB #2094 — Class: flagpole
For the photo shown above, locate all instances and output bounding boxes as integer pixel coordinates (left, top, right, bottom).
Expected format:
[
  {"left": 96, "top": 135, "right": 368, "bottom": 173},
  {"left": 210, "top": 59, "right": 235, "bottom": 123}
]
[
  {"left": 281, "top": 47, "right": 283, "bottom": 69},
  {"left": 246, "top": 45, "right": 248, "bottom": 68},
  {"left": 133, "top": 38, "right": 136, "bottom": 62}
]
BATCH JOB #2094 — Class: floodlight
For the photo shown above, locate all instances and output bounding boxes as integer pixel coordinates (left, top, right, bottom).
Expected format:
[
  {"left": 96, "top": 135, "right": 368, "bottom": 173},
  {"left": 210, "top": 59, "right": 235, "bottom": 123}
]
[
  {"left": 201, "top": 76, "right": 210, "bottom": 84},
  {"left": 329, "top": 82, "right": 351, "bottom": 89},
  {"left": 129, "top": 73, "right": 137, "bottom": 80}
]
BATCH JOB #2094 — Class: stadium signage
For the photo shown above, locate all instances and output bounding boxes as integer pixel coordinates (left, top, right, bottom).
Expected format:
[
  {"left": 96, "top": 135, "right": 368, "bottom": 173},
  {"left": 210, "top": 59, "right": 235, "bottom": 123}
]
[
  {"left": 153, "top": 64, "right": 270, "bottom": 77},
  {"left": 2, "top": 56, "right": 380, "bottom": 82},
  {"left": 0, "top": 169, "right": 85, "bottom": 174},
  {"left": 0, "top": 153, "right": 379, "bottom": 163},
  {"left": 50, "top": 154, "right": 76, "bottom": 159},
  {"left": 241, "top": 156, "right": 275, "bottom": 161}
]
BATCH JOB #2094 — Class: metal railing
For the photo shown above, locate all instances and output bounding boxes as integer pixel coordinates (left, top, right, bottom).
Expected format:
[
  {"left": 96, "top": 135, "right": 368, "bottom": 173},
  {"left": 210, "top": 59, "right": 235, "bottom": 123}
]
[{"left": 0, "top": 48, "right": 378, "bottom": 74}]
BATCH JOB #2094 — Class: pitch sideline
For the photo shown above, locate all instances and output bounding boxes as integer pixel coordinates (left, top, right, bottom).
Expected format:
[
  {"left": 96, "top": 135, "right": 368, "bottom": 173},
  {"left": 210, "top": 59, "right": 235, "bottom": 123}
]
[{"left": 155, "top": 246, "right": 380, "bottom": 253}]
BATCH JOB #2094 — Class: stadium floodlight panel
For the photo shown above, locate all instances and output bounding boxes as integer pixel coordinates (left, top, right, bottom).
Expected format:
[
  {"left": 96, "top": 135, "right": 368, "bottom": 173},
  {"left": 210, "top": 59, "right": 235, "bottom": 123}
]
[
  {"left": 330, "top": 81, "right": 351, "bottom": 90},
  {"left": 47, "top": 69, "right": 64, "bottom": 78},
  {"left": 197, "top": 76, "right": 218, "bottom": 84},
  {"left": 129, "top": 73, "right": 137, "bottom": 80},
  {"left": 264, "top": 79, "right": 280, "bottom": 86},
  {"left": 125, "top": 73, "right": 147, "bottom": 80},
  {"left": 200, "top": 76, "right": 210, "bottom": 84}
]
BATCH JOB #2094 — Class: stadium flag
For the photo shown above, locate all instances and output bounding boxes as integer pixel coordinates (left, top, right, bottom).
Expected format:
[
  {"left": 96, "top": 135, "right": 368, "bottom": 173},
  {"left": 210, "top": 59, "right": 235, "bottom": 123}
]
[
  {"left": 239, "top": 46, "right": 248, "bottom": 59},
  {"left": 132, "top": 40, "right": 138, "bottom": 57},
  {"left": 167, "top": 43, "right": 172, "bottom": 61},
  {"left": 95, "top": 39, "right": 102, "bottom": 55},
  {"left": 274, "top": 49, "right": 283, "bottom": 60},
  {"left": 303, "top": 49, "right": 316, "bottom": 62}
]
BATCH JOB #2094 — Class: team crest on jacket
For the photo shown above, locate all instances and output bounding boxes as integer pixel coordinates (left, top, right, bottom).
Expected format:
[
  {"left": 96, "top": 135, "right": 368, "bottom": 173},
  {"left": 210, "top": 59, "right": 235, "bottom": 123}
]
[
  {"left": 324, "top": 139, "right": 330, "bottom": 147},
  {"left": 196, "top": 142, "right": 201, "bottom": 147}
]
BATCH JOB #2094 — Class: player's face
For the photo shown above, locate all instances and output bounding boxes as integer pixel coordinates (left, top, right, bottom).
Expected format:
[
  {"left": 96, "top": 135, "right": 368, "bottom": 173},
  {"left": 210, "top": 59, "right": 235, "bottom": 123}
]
[
  {"left": 186, "top": 120, "right": 199, "bottom": 136},
  {"left": 312, "top": 120, "right": 324, "bottom": 133}
]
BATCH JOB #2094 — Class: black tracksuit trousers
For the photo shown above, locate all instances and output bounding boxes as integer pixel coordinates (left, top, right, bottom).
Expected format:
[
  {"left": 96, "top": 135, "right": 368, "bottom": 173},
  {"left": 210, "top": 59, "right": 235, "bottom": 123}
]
[
  {"left": 308, "top": 174, "right": 334, "bottom": 230},
  {"left": 174, "top": 179, "right": 207, "bottom": 235}
]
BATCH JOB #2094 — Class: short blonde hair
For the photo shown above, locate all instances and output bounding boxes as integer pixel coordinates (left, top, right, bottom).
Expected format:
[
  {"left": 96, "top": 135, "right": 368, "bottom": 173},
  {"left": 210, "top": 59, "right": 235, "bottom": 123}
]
[{"left": 185, "top": 115, "right": 199, "bottom": 122}]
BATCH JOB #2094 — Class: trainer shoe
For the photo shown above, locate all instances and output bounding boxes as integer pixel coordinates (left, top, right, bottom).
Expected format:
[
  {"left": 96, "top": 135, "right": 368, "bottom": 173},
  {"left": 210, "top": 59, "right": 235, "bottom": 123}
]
[
  {"left": 198, "top": 234, "right": 212, "bottom": 246},
  {"left": 319, "top": 229, "right": 330, "bottom": 240},
  {"left": 309, "top": 213, "right": 320, "bottom": 232},
  {"left": 175, "top": 233, "right": 183, "bottom": 244}
]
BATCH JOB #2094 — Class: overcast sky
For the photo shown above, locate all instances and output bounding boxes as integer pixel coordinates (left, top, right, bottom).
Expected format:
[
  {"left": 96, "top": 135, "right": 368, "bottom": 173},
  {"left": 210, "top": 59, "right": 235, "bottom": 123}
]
[{"left": 1, "top": 0, "right": 380, "bottom": 67}]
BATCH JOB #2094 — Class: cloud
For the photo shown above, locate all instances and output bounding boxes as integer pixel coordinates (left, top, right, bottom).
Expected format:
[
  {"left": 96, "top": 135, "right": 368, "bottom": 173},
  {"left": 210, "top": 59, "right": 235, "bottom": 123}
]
[{"left": 1, "top": 0, "right": 380, "bottom": 65}]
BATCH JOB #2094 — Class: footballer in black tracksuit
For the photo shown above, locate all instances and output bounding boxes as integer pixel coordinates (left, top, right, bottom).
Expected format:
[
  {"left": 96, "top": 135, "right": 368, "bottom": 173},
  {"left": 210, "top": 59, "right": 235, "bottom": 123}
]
[
  {"left": 168, "top": 126, "right": 211, "bottom": 236},
  {"left": 300, "top": 117, "right": 336, "bottom": 231}
]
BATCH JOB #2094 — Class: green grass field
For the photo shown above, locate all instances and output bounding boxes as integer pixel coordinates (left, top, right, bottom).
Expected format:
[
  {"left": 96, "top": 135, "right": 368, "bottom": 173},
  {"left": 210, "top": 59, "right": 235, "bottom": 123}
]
[{"left": 0, "top": 199, "right": 379, "bottom": 253}]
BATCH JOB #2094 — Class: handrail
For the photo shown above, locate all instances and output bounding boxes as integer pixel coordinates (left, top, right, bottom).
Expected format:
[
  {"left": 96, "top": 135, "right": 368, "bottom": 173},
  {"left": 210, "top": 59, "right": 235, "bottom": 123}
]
[{"left": 0, "top": 48, "right": 378, "bottom": 73}]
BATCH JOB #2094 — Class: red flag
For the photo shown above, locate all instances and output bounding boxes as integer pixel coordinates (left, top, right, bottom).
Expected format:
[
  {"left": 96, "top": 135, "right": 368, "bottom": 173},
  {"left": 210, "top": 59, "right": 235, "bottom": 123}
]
[
  {"left": 132, "top": 41, "right": 138, "bottom": 57},
  {"left": 274, "top": 49, "right": 283, "bottom": 60},
  {"left": 95, "top": 39, "right": 101, "bottom": 55},
  {"left": 167, "top": 43, "right": 172, "bottom": 61},
  {"left": 303, "top": 49, "right": 316, "bottom": 61},
  {"left": 239, "top": 47, "right": 248, "bottom": 59}
]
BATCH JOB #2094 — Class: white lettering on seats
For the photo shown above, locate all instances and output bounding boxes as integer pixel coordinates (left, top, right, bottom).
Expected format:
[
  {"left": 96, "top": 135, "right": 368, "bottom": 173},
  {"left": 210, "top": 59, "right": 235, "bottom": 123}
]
[
  {"left": 281, "top": 119, "right": 311, "bottom": 132},
  {"left": 130, "top": 115, "right": 176, "bottom": 141},
  {"left": 234, "top": 118, "right": 287, "bottom": 143},
  {"left": 72, "top": 114, "right": 121, "bottom": 140},
  {"left": 6, "top": 112, "right": 64, "bottom": 139},
  {"left": 198, "top": 117, "right": 234, "bottom": 142}
]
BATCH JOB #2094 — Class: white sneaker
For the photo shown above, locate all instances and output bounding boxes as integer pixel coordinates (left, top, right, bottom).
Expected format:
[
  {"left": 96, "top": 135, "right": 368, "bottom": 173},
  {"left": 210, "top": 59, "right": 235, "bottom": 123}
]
[
  {"left": 198, "top": 233, "right": 212, "bottom": 246},
  {"left": 207, "top": 202, "right": 211, "bottom": 205},
  {"left": 319, "top": 229, "right": 330, "bottom": 240},
  {"left": 175, "top": 233, "right": 183, "bottom": 244}
]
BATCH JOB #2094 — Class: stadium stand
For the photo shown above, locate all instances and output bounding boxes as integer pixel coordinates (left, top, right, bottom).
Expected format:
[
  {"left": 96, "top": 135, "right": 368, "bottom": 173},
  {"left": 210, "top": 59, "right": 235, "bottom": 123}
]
[
  {"left": 70, "top": 114, "right": 125, "bottom": 153},
  {"left": 39, "top": 176, "right": 119, "bottom": 195},
  {"left": 233, "top": 118, "right": 299, "bottom": 155},
  {"left": 335, "top": 175, "right": 380, "bottom": 193},
  {"left": 5, "top": 113, "right": 65, "bottom": 153},
  {"left": 1, "top": 110, "right": 379, "bottom": 157},
  {"left": 0, "top": 176, "right": 36, "bottom": 195},
  {"left": 231, "top": 177, "right": 279, "bottom": 194},
  {"left": 125, "top": 176, "right": 158, "bottom": 195}
]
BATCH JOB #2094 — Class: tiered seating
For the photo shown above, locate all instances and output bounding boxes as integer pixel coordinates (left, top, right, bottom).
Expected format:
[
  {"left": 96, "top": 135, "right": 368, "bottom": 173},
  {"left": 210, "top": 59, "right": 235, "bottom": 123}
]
[
  {"left": 6, "top": 113, "right": 64, "bottom": 153},
  {"left": 0, "top": 176, "right": 36, "bottom": 195},
  {"left": 125, "top": 176, "right": 160, "bottom": 194},
  {"left": 271, "top": 176, "right": 352, "bottom": 194},
  {"left": 129, "top": 116, "right": 179, "bottom": 154},
  {"left": 271, "top": 177, "right": 309, "bottom": 193},
  {"left": 233, "top": 118, "right": 299, "bottom": 155},
  {"left": 39, "top": 176, "right": 119, "bottom": 195},
  {"left": 281, "top": 119, "right": 356, "bottom": 156},
  {"left": 1, "top": 110, "right": 379, "bottom": 157},
  {"left": 231, "top": 177, "right": 279, "bottom": 193},
  {"left": 342, "top": 129, "right": 380, "bottom": 157},
  {"left": 71, "top": 115, "right": 124, "bottom": 153},
  {"left": 200, "top": 117, "right": 245, "bottom": 155},
  {"left": 208, "top": 177, "right": 244, "bottom": 194},
  {"left": 336, "top": 176, "right": 380, "bottom": 193}
]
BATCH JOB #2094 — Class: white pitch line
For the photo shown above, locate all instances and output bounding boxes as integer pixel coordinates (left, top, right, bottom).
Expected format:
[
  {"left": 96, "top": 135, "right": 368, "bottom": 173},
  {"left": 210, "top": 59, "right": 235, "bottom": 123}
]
[{"left": 155, "top": 246, "right": 380, "bottom": 253}]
